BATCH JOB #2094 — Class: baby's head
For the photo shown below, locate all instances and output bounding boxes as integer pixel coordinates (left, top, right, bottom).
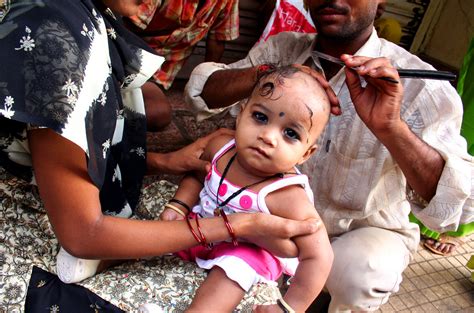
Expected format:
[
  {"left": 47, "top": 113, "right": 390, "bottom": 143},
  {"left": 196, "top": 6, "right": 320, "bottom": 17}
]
[{"left": 235, "top": 65, "right": 330, "bottom": 175}]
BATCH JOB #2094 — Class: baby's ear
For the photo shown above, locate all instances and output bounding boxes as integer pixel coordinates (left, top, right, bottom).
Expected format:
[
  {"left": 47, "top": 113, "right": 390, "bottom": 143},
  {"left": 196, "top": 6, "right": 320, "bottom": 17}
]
[
  {"left": 298, "top": 144, "right": 318, "bottom": 165},
  {"left": 236, "top": 102, "right": 248, "bottom": 126}
]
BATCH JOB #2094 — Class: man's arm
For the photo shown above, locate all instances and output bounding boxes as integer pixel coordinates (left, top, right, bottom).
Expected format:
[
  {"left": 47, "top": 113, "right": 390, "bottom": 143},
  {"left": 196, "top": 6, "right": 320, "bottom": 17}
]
[
  {"left": 342, "top": 55, "right": 444, "bottom": 201},
  {"left": 201, "top": 65, "right": 341, "bottom": 115},
  {"left": 377, "top": 122, "right": 444, "bottom": 201},
  {"left": 201, "top": 66, "right": 259, "bottom": 109}
]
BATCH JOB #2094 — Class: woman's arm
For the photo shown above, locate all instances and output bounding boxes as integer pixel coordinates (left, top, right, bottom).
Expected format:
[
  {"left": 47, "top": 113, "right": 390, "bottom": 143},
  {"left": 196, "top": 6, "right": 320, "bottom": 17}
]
[
  {"left": 259, "top": 186, "right": 334, "bottom": 313},
  {"left": 28, "top": 129, "right": 319, "bottom": 259},
  {"left": 160, "top": 134, "right": 224, "bottom": 220},
  {"left": 146, "top": 128, "right": 234, "bottom": 175}
]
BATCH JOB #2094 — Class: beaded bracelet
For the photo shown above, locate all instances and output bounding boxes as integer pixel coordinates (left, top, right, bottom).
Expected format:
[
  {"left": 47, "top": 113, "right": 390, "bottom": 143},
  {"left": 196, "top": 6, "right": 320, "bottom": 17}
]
[
  {"left": 169, "top": 198, "right": 191, "bottom": 212},
  {"left": 277, "top": 298, "right": 295, "bottom": 313}
]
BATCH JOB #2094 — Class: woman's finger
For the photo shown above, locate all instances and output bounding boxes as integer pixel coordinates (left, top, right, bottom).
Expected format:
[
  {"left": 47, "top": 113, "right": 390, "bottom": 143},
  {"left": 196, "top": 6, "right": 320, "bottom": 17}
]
[
  {"left": 286, "top": 217, "right": 321, "bottom": 238},
  {"left": 188, "top": 158, "right": 211, "bottom": 173}
]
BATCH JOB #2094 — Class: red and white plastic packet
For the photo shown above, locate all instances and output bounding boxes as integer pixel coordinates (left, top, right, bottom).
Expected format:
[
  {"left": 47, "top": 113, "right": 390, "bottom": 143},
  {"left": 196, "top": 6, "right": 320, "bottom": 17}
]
[{"left": 258, "top": 0, "right": 316, "bottom": 43}]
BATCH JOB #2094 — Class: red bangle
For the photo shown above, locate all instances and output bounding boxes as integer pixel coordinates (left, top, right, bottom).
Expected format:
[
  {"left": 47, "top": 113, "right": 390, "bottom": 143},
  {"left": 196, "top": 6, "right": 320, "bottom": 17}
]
[
  {"left": 195, "top": 215, "right": 212, "bottom": 249},
  {"left": 185, "top": 216, "right": 202, "bottom": 245},
  {"left": 218, "top": 209, "right": 238, "bottom": 247}
]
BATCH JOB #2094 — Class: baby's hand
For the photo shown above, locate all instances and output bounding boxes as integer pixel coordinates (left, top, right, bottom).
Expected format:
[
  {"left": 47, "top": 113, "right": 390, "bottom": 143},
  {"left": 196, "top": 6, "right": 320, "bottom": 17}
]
[{"left": 160, "top": 208, "right": 186, "bottom": 221}]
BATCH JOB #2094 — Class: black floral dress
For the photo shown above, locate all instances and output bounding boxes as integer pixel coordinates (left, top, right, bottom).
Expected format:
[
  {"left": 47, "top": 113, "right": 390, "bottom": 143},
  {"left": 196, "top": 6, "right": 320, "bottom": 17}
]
[
  {"left": 0, "top": 1, "right": 278, "bottom": 311},
  {"left": 0, "top": 0, "right": 163, "bottom": 216}
]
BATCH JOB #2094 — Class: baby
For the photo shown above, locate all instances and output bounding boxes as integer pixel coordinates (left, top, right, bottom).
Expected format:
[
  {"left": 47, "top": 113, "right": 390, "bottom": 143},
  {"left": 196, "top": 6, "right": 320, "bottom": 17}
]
[{"left": 144, "top": 65, "right": 333, "bottom": 312}]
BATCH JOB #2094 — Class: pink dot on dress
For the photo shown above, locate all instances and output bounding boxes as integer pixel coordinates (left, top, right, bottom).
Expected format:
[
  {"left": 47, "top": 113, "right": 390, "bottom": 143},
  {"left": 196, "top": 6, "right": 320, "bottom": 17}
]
[
  {"left": 218, "top": 184, "right": 228, "bottom": 196},
  {"left": 239, "top": 195, "right": 253, "bottom": 209}
]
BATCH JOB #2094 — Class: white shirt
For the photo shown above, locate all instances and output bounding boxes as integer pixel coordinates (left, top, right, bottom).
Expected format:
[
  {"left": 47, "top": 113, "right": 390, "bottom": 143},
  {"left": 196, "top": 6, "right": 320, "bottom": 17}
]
[{"left": 185, "top": 29, "right": 474, "bottom": 252}]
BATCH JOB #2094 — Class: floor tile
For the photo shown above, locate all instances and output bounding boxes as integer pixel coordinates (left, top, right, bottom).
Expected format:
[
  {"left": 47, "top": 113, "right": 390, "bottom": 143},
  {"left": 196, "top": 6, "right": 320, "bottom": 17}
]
[
  {"left": 400, "top": 293, "right": 418, "bottom": 308},
  {"left": 432, "top": 297, "right": 463, "bottom": 311},
  {"left": 388, "top": 296, "right": 407, "bottom": 311},
  {"left": 420, "top": 287, "right": 439, "bottom": 302},
  {"left": 420, "top": 302, "right": 437, "bottom": 312},
  {"left": 407, "top": 290, "right": 429, "bottom": 305}
]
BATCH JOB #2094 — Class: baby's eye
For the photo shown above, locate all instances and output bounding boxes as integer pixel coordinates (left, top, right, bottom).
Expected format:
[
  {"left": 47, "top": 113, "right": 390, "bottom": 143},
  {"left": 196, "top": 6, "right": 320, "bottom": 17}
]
[
  {"left": 252, "top": 111, "right": 268, "bottom": 124},
  {"left": 284, "top": 128, "right": 300, "bottom": 141}
]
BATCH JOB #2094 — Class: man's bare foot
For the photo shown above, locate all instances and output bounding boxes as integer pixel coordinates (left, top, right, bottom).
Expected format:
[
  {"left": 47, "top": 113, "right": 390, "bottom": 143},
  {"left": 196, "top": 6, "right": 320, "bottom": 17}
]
[
  {"left": 424, "top": 238, "right": 456, "bottom": 256},
  {"left": 423, "top": 233, "right": 474, "bottom": 256}
]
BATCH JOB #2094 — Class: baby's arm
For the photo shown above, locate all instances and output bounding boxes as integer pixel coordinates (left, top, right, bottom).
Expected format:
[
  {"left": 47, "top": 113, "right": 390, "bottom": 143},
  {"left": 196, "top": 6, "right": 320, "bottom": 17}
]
[
  {"left": 265, "top": 186, "right": 334, "bottom": 312},
  {"left": 160, "top": 174, "right": 203, "bottom": 220}
]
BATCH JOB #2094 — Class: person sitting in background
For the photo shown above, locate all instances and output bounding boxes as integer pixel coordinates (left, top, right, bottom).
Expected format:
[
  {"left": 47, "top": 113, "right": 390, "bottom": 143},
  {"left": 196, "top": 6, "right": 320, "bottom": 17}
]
[
  {"left": 125, "top": 0, "right": 239, "bottom": 90},
  {"left": 411, "top": 36, "right": 474, "bottom": 256}
]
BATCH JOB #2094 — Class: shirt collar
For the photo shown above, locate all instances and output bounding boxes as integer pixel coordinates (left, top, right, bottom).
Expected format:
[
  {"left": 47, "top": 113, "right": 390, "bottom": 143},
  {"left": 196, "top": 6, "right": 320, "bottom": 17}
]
[
  {"left": 355, "top": 28, "right": 382, "bottom": 58},
  {"left": 301, "top": 27, "right": 381, "bottom": 74}
]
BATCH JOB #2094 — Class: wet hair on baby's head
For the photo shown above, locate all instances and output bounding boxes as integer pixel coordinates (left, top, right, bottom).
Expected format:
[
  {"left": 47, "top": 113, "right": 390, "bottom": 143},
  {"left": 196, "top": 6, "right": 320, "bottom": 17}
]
[
  {"left": 253, "top": 65, "right": 327, "bottom": 103},
  {"left": 254, "top": 64, "right": 300, "bottom": 99}
]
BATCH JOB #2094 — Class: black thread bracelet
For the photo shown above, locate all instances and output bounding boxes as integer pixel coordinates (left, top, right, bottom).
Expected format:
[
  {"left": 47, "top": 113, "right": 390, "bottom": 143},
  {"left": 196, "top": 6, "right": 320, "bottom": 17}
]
[{"left": 169, "top": 198, "right": 191, "bottom": 212}]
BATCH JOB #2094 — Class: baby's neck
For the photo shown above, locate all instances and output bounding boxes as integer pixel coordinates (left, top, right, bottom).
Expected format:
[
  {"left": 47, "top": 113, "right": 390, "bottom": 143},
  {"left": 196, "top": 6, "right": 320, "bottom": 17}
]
[{"left": 222, "top": 156, "right": 292, "bottom": 192}]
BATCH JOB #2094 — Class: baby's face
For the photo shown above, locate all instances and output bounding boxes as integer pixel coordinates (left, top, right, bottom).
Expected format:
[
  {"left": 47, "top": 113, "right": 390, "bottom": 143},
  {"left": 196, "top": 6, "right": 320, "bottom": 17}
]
[{"left": 235, "top": 72, "right": 329, "bottom": 176}]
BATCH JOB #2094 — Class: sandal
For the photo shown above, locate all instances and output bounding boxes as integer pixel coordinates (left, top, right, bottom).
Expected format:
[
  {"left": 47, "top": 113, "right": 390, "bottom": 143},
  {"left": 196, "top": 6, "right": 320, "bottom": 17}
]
[{"left": 423, "top": 233, "right": 474, "bottom": 256}]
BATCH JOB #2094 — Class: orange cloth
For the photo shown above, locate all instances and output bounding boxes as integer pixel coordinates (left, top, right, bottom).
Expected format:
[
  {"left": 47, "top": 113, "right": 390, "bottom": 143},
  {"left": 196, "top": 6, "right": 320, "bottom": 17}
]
[{"left": 129, "top": 0, "right": 239, "bottom": 89}]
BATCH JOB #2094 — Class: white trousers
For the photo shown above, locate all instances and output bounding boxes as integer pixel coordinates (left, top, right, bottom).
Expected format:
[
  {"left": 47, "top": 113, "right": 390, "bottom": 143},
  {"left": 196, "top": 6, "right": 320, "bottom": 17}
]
[{"left": 326, "top": 227, "right": 411, "bottom": 312}]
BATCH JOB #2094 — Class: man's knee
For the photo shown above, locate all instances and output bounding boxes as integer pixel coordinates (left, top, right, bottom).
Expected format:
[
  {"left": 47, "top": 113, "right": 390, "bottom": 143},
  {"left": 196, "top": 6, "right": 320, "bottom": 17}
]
[
  {"left": 326, "top": 227, "right": 410, "bottom": 312},
  {"left": 143, "top": 81, "right": 172, "bottom": 131}
]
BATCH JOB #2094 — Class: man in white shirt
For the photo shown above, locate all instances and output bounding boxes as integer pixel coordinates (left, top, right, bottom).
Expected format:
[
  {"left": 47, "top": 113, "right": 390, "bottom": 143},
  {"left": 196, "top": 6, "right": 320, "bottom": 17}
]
[{"left": 185, "top": 0, "right": 473, "bottom": 311}]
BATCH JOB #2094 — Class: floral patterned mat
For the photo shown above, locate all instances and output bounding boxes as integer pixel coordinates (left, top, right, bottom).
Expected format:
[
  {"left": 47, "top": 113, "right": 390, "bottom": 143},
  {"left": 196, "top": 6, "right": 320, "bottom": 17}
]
[{"left": 0, "top": 169, "right": 280, "bottom": 312}]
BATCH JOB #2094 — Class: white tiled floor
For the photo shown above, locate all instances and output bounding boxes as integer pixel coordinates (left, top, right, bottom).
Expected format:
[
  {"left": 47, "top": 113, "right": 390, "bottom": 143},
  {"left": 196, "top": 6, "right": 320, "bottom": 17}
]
[{"left": 377, "top": 239, "right": 474, "bottom": 312}]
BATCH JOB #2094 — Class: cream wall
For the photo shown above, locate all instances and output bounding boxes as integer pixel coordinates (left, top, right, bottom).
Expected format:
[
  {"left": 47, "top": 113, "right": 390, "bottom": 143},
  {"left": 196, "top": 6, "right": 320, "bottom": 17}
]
[{"left": 421, "top": 0, "right": 474, "bottom": 69}]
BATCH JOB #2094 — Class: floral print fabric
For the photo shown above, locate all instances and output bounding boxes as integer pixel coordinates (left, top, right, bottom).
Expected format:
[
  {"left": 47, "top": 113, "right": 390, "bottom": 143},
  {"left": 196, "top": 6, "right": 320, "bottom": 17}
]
[
  {"left": 0, "top": 168, "right": 281, "bottom": 312},
  {"left": 0, "top": 0, "right": 163, "bottom": 216}
]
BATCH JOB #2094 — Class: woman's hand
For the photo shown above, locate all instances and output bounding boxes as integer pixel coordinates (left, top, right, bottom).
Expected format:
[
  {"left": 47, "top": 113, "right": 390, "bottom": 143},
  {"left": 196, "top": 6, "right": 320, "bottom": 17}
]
[
  {"left": 292, "top": 64, "right": 341, "bottom": 116},
  {"left": 147, "top": 128, "right": 234, "bottom": 175},
  {"left": 233, "top": 213, "right": 322, "bottom": 258},
  {"left": 341, "top": 54, "right": 404, "bottom": 138}
]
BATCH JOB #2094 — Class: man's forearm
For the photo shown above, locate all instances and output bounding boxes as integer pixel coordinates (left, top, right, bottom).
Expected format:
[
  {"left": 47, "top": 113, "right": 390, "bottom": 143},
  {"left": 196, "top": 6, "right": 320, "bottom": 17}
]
[
  {"left": 378, "top": 122, "right": 445, "bottom": 201},
  {"left": 201, "top": 67, "right": 258, "bottom": 109}
]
